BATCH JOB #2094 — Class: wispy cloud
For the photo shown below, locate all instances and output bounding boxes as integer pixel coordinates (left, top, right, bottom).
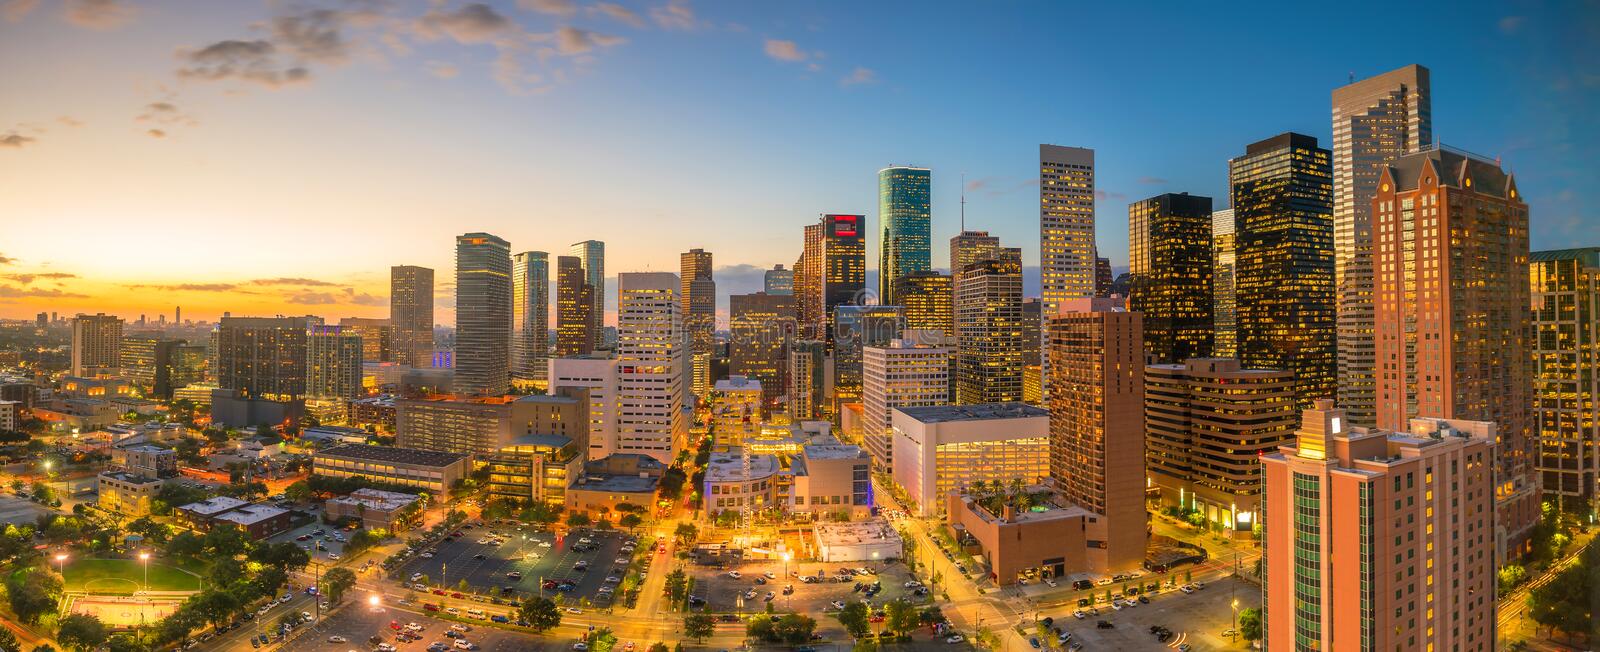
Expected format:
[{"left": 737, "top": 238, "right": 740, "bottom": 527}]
[
  {"left": 592, "top": 3, "right": 643, "bottom": 28},
  {"left": 285, "top": 291, "right": 341, "bottom": 305},
  {"left": 840, "top": 66, "right": 876, "bottom": 86},
  {"left": 136, "top": 101, "right": 198, "bottom": 127},
  {"left": 763, "top": 39, "right": 809, "bottom": 62},
  {"left": 0, "top": 285, "right": 89, "bottom": 299},
  {"left": 57, "top": 115, "right": 85, "bottom": 127},
  {"left": 1137, "top": 176, "right": 1167, "bottom": 185},
  {"left": 520, "top": 0, "right": 576, "bottom": 17},
  {"left": 176, "top": 39, "right": 310, "bottom": 88},
  {"left": 0, "top": 131, "right": 36, "bottom": 148},
  {"left": 0, "top": 253, "right": 14, "bottom": 265},
  {"left": 1, "top": 0, "right": 38, "bottom": 23},
  {"left": 425, "top": 61, "right": 460, "bottom": 78},
  {"left": 555, "top": 26, "right": 625, "bottom": 55},
  {"left": 650, "top": 0, "right": 696, "bottom": 30},
  {"left": 344, "top": 288, "right": 385, "bottom": 306},
  {"left": 124, "top": 282, "right": 244, "bottom": 292},
  {"left": 1095, "top": 189, "right": 1126, "bottom": 201},
  {"left": 1498, "top": 15, "right": 1525, "bottom": 34},
  {"left": 64, "top": 0, "right": 135, "bottom": 30},
  {"left": 146, "top": 129, "right": 166, "bottom": 138},
  {"left": 2, "top": 273, "right": 77, "bottom": 285},
  {"left": 250, "top": 277, "right": 339, "bottom": 287}
]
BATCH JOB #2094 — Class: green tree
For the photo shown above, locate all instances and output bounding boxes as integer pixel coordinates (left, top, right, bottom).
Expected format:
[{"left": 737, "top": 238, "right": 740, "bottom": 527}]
[
  {"left": 0, "top": 621, "right": 20, "bottom": 652},
  {"left": 682, "top": 614, "right": 715, "bottom": 642},
  {"left": 56, "top": 613, "right": 109, "bottom": 652},
  {"left": 1498, "top": 564, "right": 1527, "bottom": 595},
  {"left": 851, "top": 640, "right": 879, "bottom": 652},
  {"left": 321, "top": 567, "right": 357, "bottom": 604},
  {"left": 588, "top": 627, "right": 617, "bottom": 652},
  {"left": 663, "top": 569, "right": 688, "bottom": 605},
  {"left": 745, "top": 616, "right": 775, "bottom": 642},
  {"left": 773, "top": 614, "right": 817, "bottom": 644},
  {"left": 884, "top": 598, "right": 917, "bottom": 635},
  {"left": 566, "top": 512, "right": 592, "bottom": 528},
  {"left": 201, "top": 524, "right": 249, "bottom": 558},
  {"left": 837, "top": 601, "right": 870, "bottom": 639},
  {"left": 283, "top": 480, "right": 311, "bottom": 503},
  {"left": 518, "top": 596, "right": 562, "bottom": 632},
  {"left": 6, "top": 567, "right": 63, "bottom": 624},
  {"left": 1526, "top": 545, "right": 1599, "bottom": 641},
  {"left": 619, "top": 514, "right": 643, "bottom": 531},
  {"left": 647, "top": 643, "right": 668, "bottom": 652},
  {"left": 1238, "top": 607, "right": 1263, "bottom": 643},
  {"left": 192, "top": 590, "right": 238, "bottom": 629},
  {"left": 673, "top": 522, "right": 698, "bottom": 546}
]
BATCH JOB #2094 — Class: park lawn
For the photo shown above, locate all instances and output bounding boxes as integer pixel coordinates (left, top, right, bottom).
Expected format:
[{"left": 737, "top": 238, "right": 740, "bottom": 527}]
[{"left": 62, "top": 558, "right": 203, "bottom": 594}]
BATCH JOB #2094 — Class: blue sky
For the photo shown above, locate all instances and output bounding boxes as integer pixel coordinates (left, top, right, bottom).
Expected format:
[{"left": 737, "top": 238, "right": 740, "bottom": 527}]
[{"left": 0, "top": 0, "right": 1593, "bottom": 322}]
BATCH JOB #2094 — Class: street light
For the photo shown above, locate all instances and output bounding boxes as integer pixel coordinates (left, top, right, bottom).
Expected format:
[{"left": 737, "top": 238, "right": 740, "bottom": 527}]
[
  {"left": 139, "top": 552, "right": 150, "bottom": 593},
  {"left": 54, "top": 553, "right": 67, "bottom": 575},
  {"left": 1231, "top": 598, "right": 1240, "bottom": 643}
]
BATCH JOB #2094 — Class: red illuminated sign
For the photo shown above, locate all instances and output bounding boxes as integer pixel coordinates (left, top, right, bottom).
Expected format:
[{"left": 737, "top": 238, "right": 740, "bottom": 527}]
[{"left": 828, "top": 214, "right": 860, "bottom": 237}]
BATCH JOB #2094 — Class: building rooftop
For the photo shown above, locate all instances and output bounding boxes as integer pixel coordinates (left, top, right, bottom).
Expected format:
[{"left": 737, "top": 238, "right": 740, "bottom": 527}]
[
  {"left": 895, "top": 403, "right": 1048, "bottom": 424},
  {"left": 513, "top": 394, "right": 582, "bottom": 406},
  {"left": 1531, "top": 247, "right": 1600, "bottom": 266},
  {"left": 314, "top": 444, "right": 469, "bottom": 468},
  {"left": 573, "top": 474, "right": 660, "bottom": 494},
  {"left": 179, "top": 496, "right": 248, "bottom": 516},
  {"left": 505, "top": 433, "right": 573, "bottom": 449},
  {"left": 328, "top": 488, "right": 420, "bottom": 512},
  {"left": 98, "top": 470, "right": 161, "bottom": 485},
  {"left": 814, "top": 520, "right": 903, "bottom": 546},
  {"left": 705, "top": 452, "right": 781, "bottom": 483},
  {"left": 214, "top": 503, "right": 289, "bottom": 526},
  {"left": 802, "top": 443, "right": 868, "bottom": 461},
  {"left": 715, "top": 377, "right": 763, "bottom": 393},
  {"left": 122, "top": 445, "right": 174, "bottom": 455},
  {"left": 1386, "top": 145, "right": 1513, "bottom": 197}
]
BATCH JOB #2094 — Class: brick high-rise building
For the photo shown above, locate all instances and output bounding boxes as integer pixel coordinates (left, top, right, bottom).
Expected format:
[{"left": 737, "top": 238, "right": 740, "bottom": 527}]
[
  {"left": 1262, "top": 400, "right": 1495, "bottom": 652},
  {"left": 1047, "top": 297, "right": 1146, "bottom": 573},
  {"left": 71, "top": 313, "right": 123, "bottom": 376},
  {"left": 1334, "top": 64, "right": 1432, "bottom": 427},
  {"left": 1128, "top": 192, "right": 1215, "bottom": 363},
  {"left": 1373, "top": 146, "right": 1534, "bottom": 558}
]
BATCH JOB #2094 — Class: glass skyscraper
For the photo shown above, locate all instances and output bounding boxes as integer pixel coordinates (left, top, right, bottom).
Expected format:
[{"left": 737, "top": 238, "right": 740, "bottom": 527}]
[
  {"left": 512, "top": 251, "right": 550, "bottom": 385},
  {"left": 455, "top": 233, "right": 512, "bottom": 396},
  {"left": 1127, "top": 192, "right": 1214, "bottom": 364},
  {"left": 878, "top": 166, "right": 931, "bottom": 304}
]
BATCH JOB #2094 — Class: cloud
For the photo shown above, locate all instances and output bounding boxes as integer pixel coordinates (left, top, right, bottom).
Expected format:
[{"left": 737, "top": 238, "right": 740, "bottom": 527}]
[
  {"left": 650, "top": 0, "right": 695, "bottom": 29},
  {"left": 555, "top": 26, "right": 625, "bottom": 55},
  {"left": 0, "top": 132, "right": 36, "bottom": 148},
  {"left": 64, "top": 0, "right": 135, "bottom": 30},
  {"left": 57, "top": 115, "right": 84, "bottom": 127},
  {"left": 964, "top": 178, "right": 990, "bottom": 192},
  {"left": 1137, "top": 176, "right": 1167, "bottom": 185},
  {"left": 764, "top": 39, "right": 808, "bottom": 62},
  {"left": 1095, "top": 189, "right": 1126, "bottom": 201},
  {"left": 136, "top": 101, "right": 198, "bottom": 127},
  {"left": 414, "top": 3, "right": 514, "bottom": 44},
  {"left": 2, "top": 0, "right": 38, "bottom": 23},
  {"left": 592, "top": 3, "right": 643, "bottom": 28},
  {"left": 0, "top": 253, "right": 13, "bottom": 265},
  {"left": 146, "top": 129, "right": 166, "bottom": 138},
  {"left": 344, "top": 288, "right": 385, "bottom": 306},
  {"left": 125, "top": 283, "right": 241, "bottom": 292},
  {"left": 0, "top": 285, "right": 89, "bottom": 299},
  {"left": 268, "top": 8, "right": 351, "bottom": 65},
  {"left": 250, "top": 277, "right": 339, "bottom": 287},
  {"left": 840, "top": 66, "right": 876, "bottom": 86},
  {"left": 1498, "top": 15, "right": 1525, "bottom": 34},
  {"left": 425, "top": 61, "right": 460, "bottom": 78},
  {"left": 2, "top": 273, "right": 76, "bottom": 284},
  {"left": 176, "top": 39, "right": 310, "bottom": 88},
  {"left": 520, "top": 0, "right": 576, "bottom": 17},
  {"left": 285, "top": 291, "right": 341, "bottom": 305}
]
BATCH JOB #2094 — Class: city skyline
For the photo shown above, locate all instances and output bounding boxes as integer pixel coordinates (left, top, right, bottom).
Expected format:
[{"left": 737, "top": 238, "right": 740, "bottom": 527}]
[{"left": 2, "top": 1, "right": 1593, "bottom": 324}]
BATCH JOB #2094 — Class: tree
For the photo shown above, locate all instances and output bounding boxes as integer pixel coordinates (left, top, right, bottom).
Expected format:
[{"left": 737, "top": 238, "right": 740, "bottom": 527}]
[
  {"left": 192, "top": 590, "right": 238, "bottom": 629},
  {"left": 588, "top": 627, "right": 617, "bottom": 652},
  {"left": 619, "top": 514, "right": 643, "bottom": 531},
  {"left": 249, "top": 541, "right": 310, "bottom": 572},
  {"left": 1527, "top": 549, "right": 1598, "bottom": 640},
  {"left": 658, "top": 467, "right": 687, "bottom": 500},
  {"left": 663, "top": 569, "right": 688, "bottom": 605},
  {"left": 7, "top": 567, "right": 63, "bottom": 624},
  {"left": 283, "top": 480, "right": 311, "bottom": 503},
  {"left": 884, "top": 598, "right": 918, "bottom": 635},
  {"left": 682, "top": 614, "right": 715, "bottom": 643},
  {"left": 165, "top": 531, "right": 204, "bottom": 559},
  {"left": 851, "top": 640, "right": 879, "bottom": 652},
  {"left": 837, "top": 601, "right": 870, "bottom": 638},
  {"left": 519, "top": 596, "right": 562, "bottom": 632},
  {"left": 56, "top": 613, "right": 109, "bottom": 652},
  {"left": 0, "top": 621, "right": 20, "bottom": 652},
  {"left": 104, "top": 634, "right": 148, "bottom": 652},
  {"left": 745, "top": 617, "right": 775, "bottom": 642},
  {"left": 201, "top": 524, "right": 250, "bottom": 558},
  {"left": 30, "top": 481, "right": 54, "bottom": 505},
  {"left": 566, "top": 512, "right": 592, "bottom": 528},
  {"left": 211, "top": 557, "right": 247, "bottom": 587},
  {"left": 772, "top": 614, "right": 817, "bottom": 644},
  {"left": 1238, "top": 607, "right": 1263, "bottom": 643},
  {"left": 321, "top": 567, "right": 357, "bottom": 604},
  {"left": 674, "top": 522, "right": 698, "bottom": 546},
  {"left": 647, "top": 643, "right": 668, "bottom": 652},
  {"left": 1498, "top": 564, "right": 1527, "bottom": 595}
]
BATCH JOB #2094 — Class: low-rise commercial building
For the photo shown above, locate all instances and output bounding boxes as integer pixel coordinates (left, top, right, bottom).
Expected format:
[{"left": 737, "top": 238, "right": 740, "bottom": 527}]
[
  {"left": 174, "top": 496, "right": 249, "bottom": 532},
  {"left": 96, "top": 471, "right": 162, "bottom": 517},
  {"left": 704, "top": 452, "right": 782, "bottom": 521},
  {"left": 484, "top": 434, "right": 584, "bottom": 508},
  {"left": 311, "top": 444, "right": 470, "bottom": 497},
  {"left": 790, "top": 442, "right": 872, "bottom": 520},
  {"left": 325, "top": 488, "right": 423, "bottom": 531},
  {"left": 944, "top": 489, "right": 1091, "bottom": 586},
  {"left": 111, "top": 445, "right": 177, "bottom": 479},
  {"left": 814, "top": 520, "right": 902, "bottom": 562},
  {"left": 564, "top": 454, "right": 665, "bottom": 519},
  {"left": 212, "top": 503, "right": 293, "bottom": 540},
  {"left": 890, "top": 403, "right": 1050, "bottom": 516},
  {"left": 396, "top": 392, "right": 588, "bottom": 456},
  {"left": 347, "top": 395, "right": 397, "bottom": 431}
]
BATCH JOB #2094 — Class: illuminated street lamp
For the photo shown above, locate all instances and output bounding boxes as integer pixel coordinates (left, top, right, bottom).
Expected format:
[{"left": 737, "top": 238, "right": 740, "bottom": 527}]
[
  {"left": 1231, "top": 598, "right": 1240, "bottom": 642},
  {"left": 139, "top": 552, "right": 150, "bottom": 592},
  {"left": 368, "top": 594, "right": 382, "bottom": 611},
  {"left": 54, "top": 553, "right": 67, "bottom": 575}
]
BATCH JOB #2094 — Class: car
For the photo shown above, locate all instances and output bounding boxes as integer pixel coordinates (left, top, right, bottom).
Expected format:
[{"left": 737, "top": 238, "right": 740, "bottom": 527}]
[
  {"left": 429, "top": 644, "right": 449, "bottom": 652},
  {"left": 1072, "top": 610, "right": 1086, "bottom": 619},
  {"left": 445, "top": 607, "right": 460, "bottom": 615},
  {"left": 754, "top": 577, "right": 767, "bottom": 585},
  {"left": 449, "top": 624, "right": 469, "bottom": 633},
  {"left": 1028, "top": 638, "right": 1041, "bottom": 649},
  {"left": 1192, "top": 581, "right": 1206, "bottom": 590},
  {"left": 451, "top": 592, "right": 464, "bottom": 599},
  {"left": 1096, "top": 578, "right": 1113, "bottom": 586},
  {"left": 1179, "top": 585, "right": 1195, "bottom": 594},
  {"left": 1176, "top": 645, "right": 1191, "bottom": 652},
  {"left": 726, "top": 570, "right": 742, "bottom": 579},
  {"left": 445, "top": 631, "right": 463, "bottom": 639},
  {"left": 424, "top": 604, "right": 441, "bottom": 612},
  {"left": 490, "top": 615, "right": 508, "bottom": 623},
  {"left": 763, "top": 571, "right": 777, "bottom": 580},
  {"left": 945, "top": 634, "right": 965, "bottom": 644},
  {"left": 605, "top": 575, "right": 621, "bottom": 584},
  {"left": 301, "top": 611, "right": 312, "bottom": 620},
  {"left": 1096, "top": 621, "right": 1114, "bottom": 629},
  {"left": 257, "top": 634, "right": 269, "bottom": 645},
  {"left": 743, "top": 590, "right": 757, "bottom": 600},
  {"left": 406, "top": 623, "right": 424, "bottom": 632},
  {"left": 538, "top": 541, "right": 552, "bottom": 548},
  {"left": 566, "top": 607, "right": 582, "bottom": 614},
  {"left": 454, "top": 639, "right": 476, "bottom": 650},
  {"left": 1072, "top": 579, "right": 1094, "bottom": 590},
  {"left": 572, "top": 644, "right": 588, "bottom": 651},
  {"left": 829, "top": 601, "right": 846, "bottom": 610},
  {"left": 421, "top": 552, "right": 436, "bottom": 558},
  {"left": 472, "top": 553, "right": 486, "bottom": 560},
  {"left": 297, "top": 535, "right": 312, "bottom": 541},
  {"left": 1221, "top": 629, "right": 1237, "bottom": 637},
  {"left": 250, "top": 639, "right": 260, "bottom": 649},
  {"left": 903, "top": 580, "right": 923, "bottom": 589},
  {"left": 763, "top": 591, "right": 775, "bottom": 602},
  {"left": 1045, "top": 579, "right": 1058, "bottom": 587},
  {"left": 1138, "top": 595, "right": 1150, "bottom": 604}
]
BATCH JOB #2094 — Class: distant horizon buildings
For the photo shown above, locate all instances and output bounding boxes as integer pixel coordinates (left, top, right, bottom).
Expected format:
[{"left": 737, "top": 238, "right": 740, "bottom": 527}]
[
  {"left": 454, "top": 232, "right": 512, "bottom": 396},
  {"left": 764, "top": 264, "right": 794, "bottom": 296},
  {"left": 570, "top": 240, "right": 606, "bottom": 352}
]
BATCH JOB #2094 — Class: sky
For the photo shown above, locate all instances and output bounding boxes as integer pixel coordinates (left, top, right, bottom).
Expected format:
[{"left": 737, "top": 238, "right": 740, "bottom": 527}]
[{"left": 1, "top": 0, "right": 1595, "bottom": 326}]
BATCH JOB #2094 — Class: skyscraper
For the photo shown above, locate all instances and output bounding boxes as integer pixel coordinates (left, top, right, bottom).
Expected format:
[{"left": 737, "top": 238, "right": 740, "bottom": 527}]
[
  {"left": 1047, "top": 297, "right": 1146, "bottom": 573},
  {"left": 788, "top": 340, "right": 828, "bottom": 422},
  {"left": 1040, "top": 145, "right": 1097, "bottom": 311},
  {"left": 1127, "top": 192, "right": 1214, "bottom": 364},
  {"left": 512, "top": 251, "right": 550, "bottom": 385},
  {"left": 800, "top": 214, "right": 866, "bottom": 345},
  {"left": 338, "top": 317, "right": 393, "bottom": 363},
  {"left": 212, "top": 316, "right": 314, "bottom": 426},
  {"left": 1262, "top": 401, "right": 1494, "bottom": 652},
  {"left": 878, "top": 166, "right": 932, "bottom": 304},
  {"left": 832, "top": 305, "right": 904, "bottom": 411},
  {"left": 1333, "top": 64, "right": 1433, "bottom": 427},
  {"left": 71, "top": 313, "right": 123, "bottom": 376},
  {"left": 569, "top": 240, "right": 606, "bottom": 351},
  {"left": 556, "top": 255, "right": 595, "bottom": 357},
  {"left": 1145, "top": 358, "right": 1294, "bottom": 531},
  {"left": 729, "top": 292, "right": 796, "bottom": 409},
  {"left": 455, "top": 232, "right": 512, "bottom": 396},
  {"left": 797, "top": 223, "right": 824, "bottom": 340},
  {"left": 892, "top": 271, "right": 953, "bottom": 346},
  {"left": 1230, "top": 132, "right": 1335, "bottom": 410},
  {"left": 390, "top": 265, "right": 435, "bottom": 368},
  {"left": 1094, "top": 256, "right": 1112, "bottom": 298},
  {"left": 306, "top": 324, "right": 363, "bottom": 400},
  {"left": 955, "top": 247, "right": 1025, "bottom": 405},
  {"left": 863, "top": 339, "right": 951, "bottom": 468},
  {"left": 1531, "top": 247, "right": 1600, "bottom": 507},
  {"left": 1373, "top": 146, "right": 1533, "bottom": 557},
  {"left": 949, "top": 230, "right": 1001, "bottom": 280},
  {"left": 680, "top": 249, "right": 716, "bottom": 400},
  {"left": 764, "top": 264, "right": 794, "bottom": 295},
  {"left": 616, "top": 272, "right": 686, "bottom": 464},
  {"left": 1210, "top": 209, "right": 1238, "bottom": 357}
]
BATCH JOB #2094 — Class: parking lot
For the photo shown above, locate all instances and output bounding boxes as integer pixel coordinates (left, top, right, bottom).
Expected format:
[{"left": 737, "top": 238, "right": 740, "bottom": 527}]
[
  {"left": 1038, "top": 576, "right": 1260, "bottom": 651},
  {"left": 272, "top": 601, "right": 555, "bottom": 652},
  {"left": 395, "top": 524, "right": 640, "bottom": 609},
  {"left": 266, "top": 519, "right": 352, "bottom": 566},
  {"left": 693, "top": 559, "right": 925, "bottom": 615}
]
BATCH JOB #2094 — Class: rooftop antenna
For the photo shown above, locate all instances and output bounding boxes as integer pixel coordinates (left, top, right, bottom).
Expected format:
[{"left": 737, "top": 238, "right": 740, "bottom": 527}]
[{"left": 960, "top": 172, "right": 967, "bottom": 232}]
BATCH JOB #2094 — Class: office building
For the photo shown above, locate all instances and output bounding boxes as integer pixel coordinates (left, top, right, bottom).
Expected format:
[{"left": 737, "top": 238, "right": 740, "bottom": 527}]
[
  {"left": 512, "top": 251, "right": 550, "bottom": 385},
  {"left": 681, "top": 249, "right": 717, "bottom": 400},
  {"left": 711, "top": 376, "right": 763, "bottom": 447},
  {"left": 764, "top": 264, "right": 794, "bottom": 295},
  {"left": 890, "top": 401, "right": 1050, "bottom": 521},
  {"left": 455, "top": 232, "right": 512, "bottom": 396},
  {"left": 1145, "top": 358, "right": 1294, "bottom": 531},
  {"left": 1040, "top": 145, "right": 1097, "bottom": 312},
  {"left": 396, "top": 392, "right": 587, "bottom": 456},
  {"left": 863, "top": 339, "right": 951, "bottom": 468},
  {"left": 390, "top": 265, "right": 435, "bottom": 368},
  {"left": 1211, "top": 209, "right": 1238, "bottom": 357},
  {"left": 1262, "top": 401, "right": 1494, "bottom": 652},
  {"left": 569, "top": 240, "right": 606, "bottom": 351},
  {"left": 556, "top": 255, "right": 597, "bottom": 356},
  {"left": 306, "top": 324, "right": 363, "bottom": 400},
  {"left": 325, "top": 488, "right": 425, "bottom": 531},
  {"left": 1048, "top": 297, "right": 1146, "bottom": 572},
  {"left": 0, "top": 400, "right": 18, "bottom": 432},
  {"left": 955, "top": 247, "right": 1025, "bottom": 404},
  {"left": 950, "top": 231, "right": 1001, "bottom": 283},
  {"left": 119, "top": 332, "right": 163, "bottom": 390},
  {"left": 893, "top": 272, "right": 953, "bottom": 346},
  {"left": 96, "top": 471, "right": 162, "bottom": 517},
  {"left": 565, "top": 454, "right": 665, "bottom": 518},
  {"left": 615, "top": 272, "right": 686, "bottom": 463},
  {"left": 790, "top": 442, "right": 873, "bottom": 520},
  {"left": 878, "top": 166, "right": 932, "bottom": 304},
  {"left": 1128, "top": 192, "right": 1214, "bottom": 363},
  {"left": 1373, "top": 146, "right": 1534, "bottom": 557},
  {"left": 1094, "top": 256, "right": 1113, "bottom": 298},
  {"left": 1230, "top": 132, "right": 1336, "bottom": 410},
  {"left": 1334, "top": 64, "right": 1432, "bottom": 427},
  {"left": 729, "top": 292, "right": 797, "bottom": 409},
  {"left": 832, "top": 305, "right": 904, "bottom": 411},
  {"left": 212, "top": 316, "right": 314, "bottom": 427},
  {"left": 798, "top": 214, "right": 866, "bottom": 343},
  {"left": 313, "top": 443, "right": 470, "bottom": 496},
  {"left": 484, "top": 432, "right": 584, "bottom": 509},
  {"left": 121, "top": 334, "right": 201, "bottom": 398},
  {"left": 339, "top": 317, "right": 392, "bottom": 363},
  {"left": 1531, "top": 247, "right": 1600, "bottom": 505},
  {"left": 789, "top": 340, "right": 829, "bottom": 422},
  {"left": 549, "top": 356, "right": 619, "bottom": 458},
  {"left": 71, "top": 313, "right": 123, "bottom": 376}
]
